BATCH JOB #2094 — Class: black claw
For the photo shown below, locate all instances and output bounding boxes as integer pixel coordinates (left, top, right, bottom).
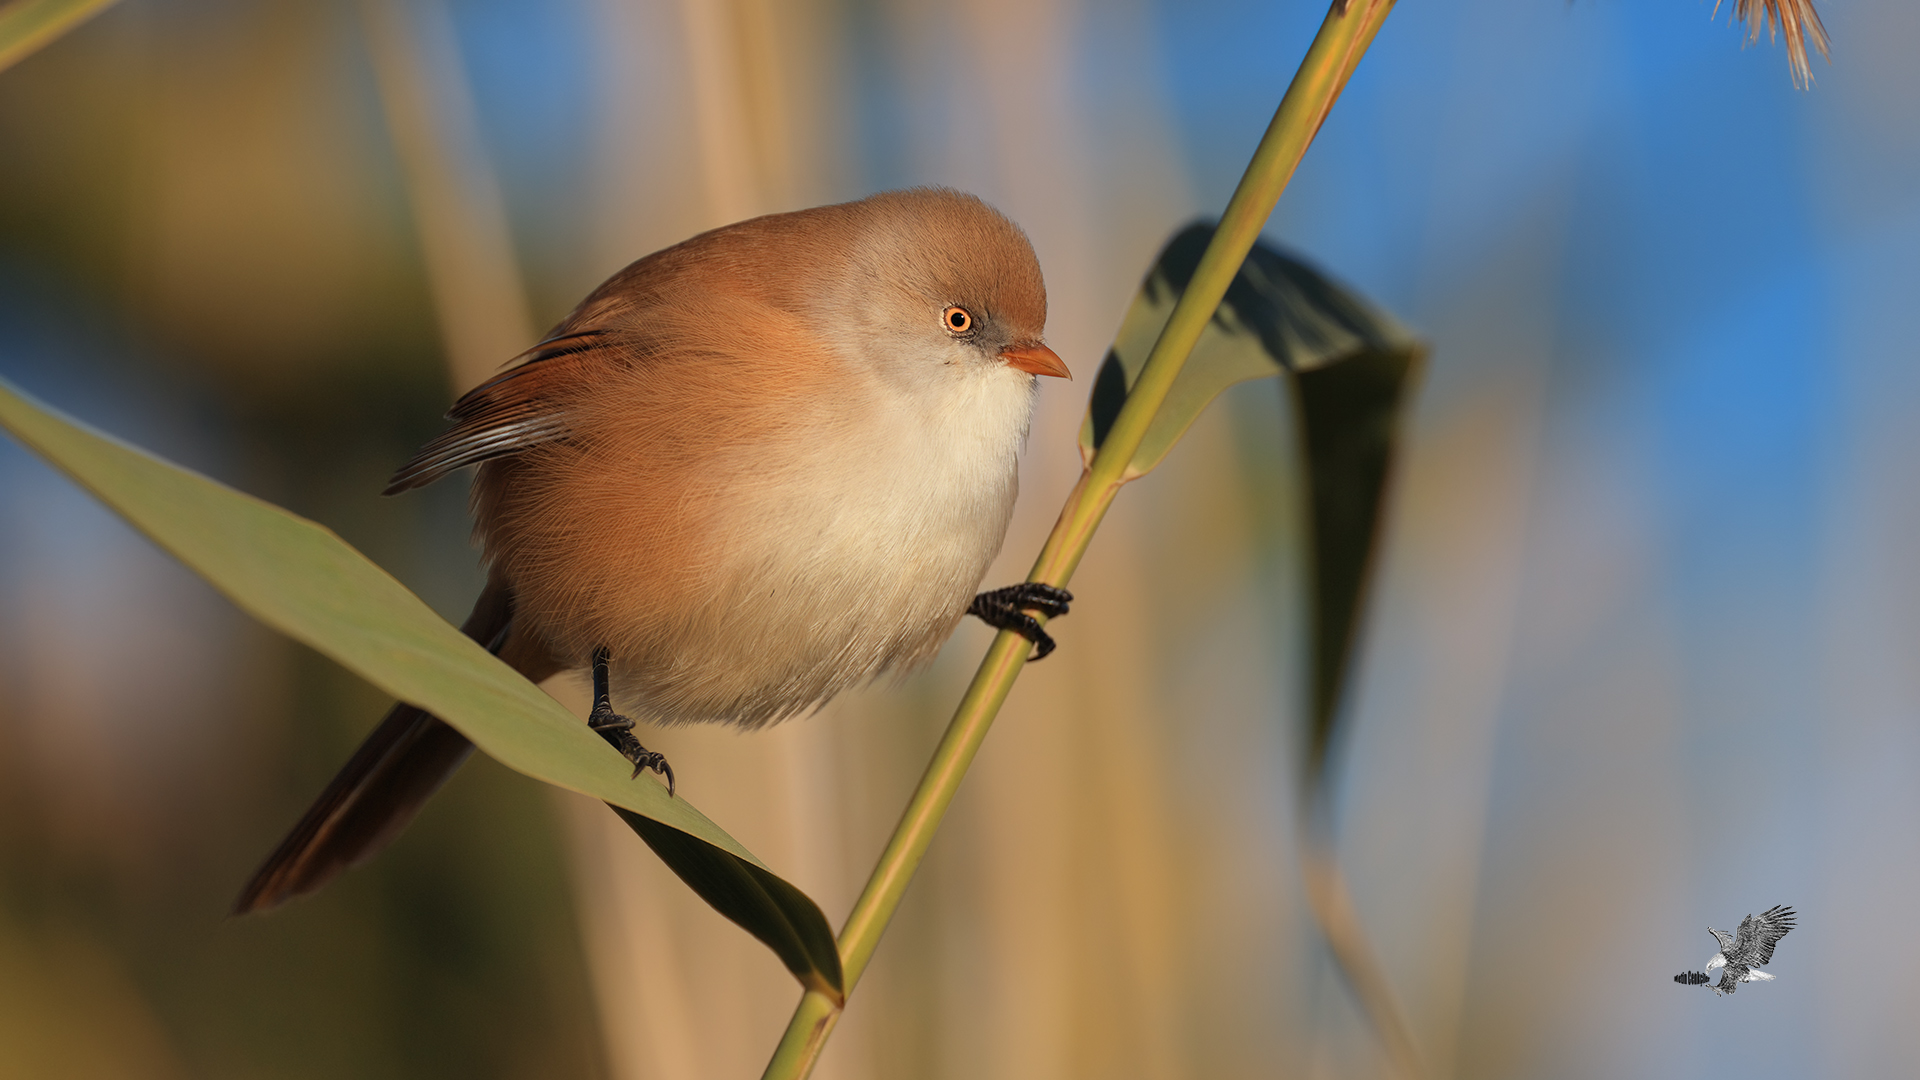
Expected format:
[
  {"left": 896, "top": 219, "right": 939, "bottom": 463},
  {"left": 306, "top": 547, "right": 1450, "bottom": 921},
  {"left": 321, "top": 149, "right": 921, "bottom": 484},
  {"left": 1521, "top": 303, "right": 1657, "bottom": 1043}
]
[
  {"left": 589, "top": 646, "right": 675, "bottom": 796},
  {"left": 616, "top": 734, "right": 674, "bottom": 793},
  {"left": 638, "top": 754, "right": 675, "bottom": 796},
  {"left": 1023, "top": 619, "right": 1058, "bottom": 661},
  {"left": 594, "top": 716, "right": 675, "bottom": 795},
  {"left": 968, "top": 583, "right": 1073, "bottom": 661}
]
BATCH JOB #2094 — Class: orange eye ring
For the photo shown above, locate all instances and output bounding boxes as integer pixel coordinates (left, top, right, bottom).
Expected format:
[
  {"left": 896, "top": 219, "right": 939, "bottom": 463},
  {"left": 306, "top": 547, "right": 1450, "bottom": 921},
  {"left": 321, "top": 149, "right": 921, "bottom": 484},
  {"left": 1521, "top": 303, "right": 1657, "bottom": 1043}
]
[{"left": 942, "top": 306, "right": 973, "bottom": 334}]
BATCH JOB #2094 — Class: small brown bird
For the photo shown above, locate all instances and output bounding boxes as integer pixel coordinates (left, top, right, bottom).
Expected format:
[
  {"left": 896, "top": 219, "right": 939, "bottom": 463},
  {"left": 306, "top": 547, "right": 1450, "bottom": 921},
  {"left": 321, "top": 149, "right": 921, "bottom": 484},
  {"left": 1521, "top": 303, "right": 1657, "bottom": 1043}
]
[{"left": 235, "top": 189, "right": 1073, "bottom": 913}]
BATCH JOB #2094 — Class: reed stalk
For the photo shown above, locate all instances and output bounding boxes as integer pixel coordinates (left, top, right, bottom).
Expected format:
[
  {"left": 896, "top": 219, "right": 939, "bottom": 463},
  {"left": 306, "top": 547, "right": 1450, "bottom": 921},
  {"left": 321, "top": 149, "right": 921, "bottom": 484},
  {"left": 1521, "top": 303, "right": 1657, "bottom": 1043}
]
[{"left": 0, "top": 0, "right": 117, "bottom": 74}]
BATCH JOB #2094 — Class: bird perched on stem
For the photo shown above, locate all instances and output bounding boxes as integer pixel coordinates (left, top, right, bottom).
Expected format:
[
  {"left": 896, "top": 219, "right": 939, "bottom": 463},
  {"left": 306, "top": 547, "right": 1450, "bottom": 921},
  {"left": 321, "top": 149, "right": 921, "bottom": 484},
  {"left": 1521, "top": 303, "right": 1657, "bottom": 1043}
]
[
  {"left": 235, "top": 189, "right": 1074, "bottom": 913},
  {"left": 1673, "top": 904, "right": 1795, "bottom": 996}
]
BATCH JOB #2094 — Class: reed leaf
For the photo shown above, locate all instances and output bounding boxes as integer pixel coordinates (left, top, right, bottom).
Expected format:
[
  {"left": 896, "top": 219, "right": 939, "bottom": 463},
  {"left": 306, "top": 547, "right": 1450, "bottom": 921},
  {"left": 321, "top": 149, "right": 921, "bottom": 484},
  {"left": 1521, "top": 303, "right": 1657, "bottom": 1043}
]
[
  {"left": 1292, "top": 337, "right": 1422, "bottom": 791},
  {"left": 0, "top": 374, "right": 843, "bottom": 998},
  {"left": 1079, "top": 221, "right": 1420, "bottom": 482},
  {"left": 1077, "top": 218, "right": 1424, "bottom": 786},
  {"left": 1286, "top": 283, "right": 1425, "bottom": 1080},
  {"left": 1083, "top": 217, "right": 1426, "bottom": 1075}
]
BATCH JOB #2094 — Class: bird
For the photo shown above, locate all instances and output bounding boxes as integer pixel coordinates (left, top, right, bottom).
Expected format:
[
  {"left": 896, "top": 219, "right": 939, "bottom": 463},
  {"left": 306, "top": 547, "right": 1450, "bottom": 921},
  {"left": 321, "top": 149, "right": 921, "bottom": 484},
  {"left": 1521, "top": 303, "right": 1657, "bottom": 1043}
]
[
  {"left": 1673, "top": 904, "right": 1795, "bottom": 996},
  {"left": 234, "top": 188, "right": 1075, "bottom": 914}
]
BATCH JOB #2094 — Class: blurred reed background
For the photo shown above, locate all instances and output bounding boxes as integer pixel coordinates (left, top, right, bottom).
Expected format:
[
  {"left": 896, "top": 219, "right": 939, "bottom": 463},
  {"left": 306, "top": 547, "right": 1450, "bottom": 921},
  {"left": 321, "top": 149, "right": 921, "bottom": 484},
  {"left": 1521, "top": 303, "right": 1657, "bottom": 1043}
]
[{"left": 1, "top": 0, "right": 1915, "bottom": 1078}]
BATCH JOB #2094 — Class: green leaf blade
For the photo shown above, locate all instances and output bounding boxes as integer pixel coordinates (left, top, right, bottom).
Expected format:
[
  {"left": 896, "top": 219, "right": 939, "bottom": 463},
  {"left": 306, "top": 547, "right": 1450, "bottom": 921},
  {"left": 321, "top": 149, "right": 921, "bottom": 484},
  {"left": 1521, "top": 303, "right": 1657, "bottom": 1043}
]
[
  {"left": 1080, "top": 222, "right": 1419, "bottom": 479},
  {"left": 0, "top": 374, "right": 843, "bottom": 996},
  {"left": 1292, "top": 345, "right": 1424, "bottom": 783},
  {"left": 615, "top": 809, "right": 845, "bottom": 1001},
  {"left": 1073, "top": 219, "right": 1426, "bottom": 789}
]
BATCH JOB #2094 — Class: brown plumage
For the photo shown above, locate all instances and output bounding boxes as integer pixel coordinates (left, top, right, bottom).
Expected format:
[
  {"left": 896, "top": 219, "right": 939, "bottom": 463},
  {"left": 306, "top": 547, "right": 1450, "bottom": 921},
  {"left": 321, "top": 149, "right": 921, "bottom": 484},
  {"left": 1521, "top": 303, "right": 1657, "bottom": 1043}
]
[{"left": 235, "top": 189, "right": 1066, "bottom": 913}]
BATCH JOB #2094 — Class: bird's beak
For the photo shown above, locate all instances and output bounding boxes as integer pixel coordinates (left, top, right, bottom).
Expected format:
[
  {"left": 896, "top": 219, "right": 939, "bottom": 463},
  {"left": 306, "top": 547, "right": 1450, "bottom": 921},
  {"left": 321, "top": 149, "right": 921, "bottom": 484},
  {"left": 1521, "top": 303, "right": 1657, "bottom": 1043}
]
[{"left": 1000, "top": 342, "right": 1071, "bottom": 379}]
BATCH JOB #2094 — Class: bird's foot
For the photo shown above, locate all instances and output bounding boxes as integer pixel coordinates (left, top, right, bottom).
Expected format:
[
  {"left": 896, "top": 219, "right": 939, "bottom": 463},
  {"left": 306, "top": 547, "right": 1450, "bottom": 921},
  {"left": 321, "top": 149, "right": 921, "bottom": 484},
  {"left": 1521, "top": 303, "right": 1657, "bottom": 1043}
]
[
  {"left": 587, "top": 705, "right": 675, "bottom": 793},
  {"left": 589, "top": 647, "right": 675, "bottom": 795},
  {"left": 967, "top": 583, "right": 1073, "bottom": 661}
]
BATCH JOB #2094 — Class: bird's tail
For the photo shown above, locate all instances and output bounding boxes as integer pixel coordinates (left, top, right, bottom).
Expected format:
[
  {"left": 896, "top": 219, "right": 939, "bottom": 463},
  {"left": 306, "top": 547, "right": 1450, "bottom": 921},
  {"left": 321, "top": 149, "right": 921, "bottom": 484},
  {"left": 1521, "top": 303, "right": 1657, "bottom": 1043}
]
[
  {"left": 1741, "top": 969, "right": 1776, "bottom": 983},
  {"left": 232, "top": 578, "right": 560, "bottom": 913}
]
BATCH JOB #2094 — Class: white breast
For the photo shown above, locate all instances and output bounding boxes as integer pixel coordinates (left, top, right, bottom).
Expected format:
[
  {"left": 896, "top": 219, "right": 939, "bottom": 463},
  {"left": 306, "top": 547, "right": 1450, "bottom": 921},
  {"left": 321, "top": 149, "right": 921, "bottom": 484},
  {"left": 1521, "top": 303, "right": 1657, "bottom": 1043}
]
[{"left": 614, "top": 360, "right": 1036, "bottom": 728}]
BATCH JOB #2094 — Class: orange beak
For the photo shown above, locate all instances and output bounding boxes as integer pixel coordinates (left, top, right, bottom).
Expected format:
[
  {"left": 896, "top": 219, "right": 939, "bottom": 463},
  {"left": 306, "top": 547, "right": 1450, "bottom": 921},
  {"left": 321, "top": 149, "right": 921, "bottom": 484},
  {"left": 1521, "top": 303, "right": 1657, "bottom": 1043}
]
[{"left": 999, "top": 342, "right": 1071, "bottom": 379}]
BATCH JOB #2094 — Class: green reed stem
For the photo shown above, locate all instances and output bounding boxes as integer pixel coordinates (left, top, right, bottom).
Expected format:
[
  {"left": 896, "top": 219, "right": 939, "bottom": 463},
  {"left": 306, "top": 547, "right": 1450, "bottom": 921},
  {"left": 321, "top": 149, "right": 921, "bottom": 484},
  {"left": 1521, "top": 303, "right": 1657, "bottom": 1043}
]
[
  {"left": 0, "top": 0, "right": 117, "bottom": 75},
  {"left": 759, "top": 3, "right": 1398, "bottom": 1076}
]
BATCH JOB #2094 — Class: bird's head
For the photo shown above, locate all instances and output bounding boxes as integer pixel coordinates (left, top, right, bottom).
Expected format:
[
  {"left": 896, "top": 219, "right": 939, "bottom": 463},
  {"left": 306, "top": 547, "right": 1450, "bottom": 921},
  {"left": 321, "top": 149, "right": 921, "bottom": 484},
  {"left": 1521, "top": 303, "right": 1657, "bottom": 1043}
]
[{"left": 824, "top": 189, "right": 1069, "bottom": 392}]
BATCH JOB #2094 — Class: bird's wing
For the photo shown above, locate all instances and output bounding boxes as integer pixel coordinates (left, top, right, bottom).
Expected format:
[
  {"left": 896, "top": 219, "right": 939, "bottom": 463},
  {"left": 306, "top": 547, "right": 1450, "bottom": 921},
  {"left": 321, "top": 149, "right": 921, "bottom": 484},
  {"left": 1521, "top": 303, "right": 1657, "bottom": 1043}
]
[
  {"left": 384, "top": 329, "right": 614, "bottom": 494},
  {"left": 1733, "top": 905, "right": 1796, "bottom": 966},
  {"left": 1709, "top": 927, "right": 1737, "bottom": 954}
]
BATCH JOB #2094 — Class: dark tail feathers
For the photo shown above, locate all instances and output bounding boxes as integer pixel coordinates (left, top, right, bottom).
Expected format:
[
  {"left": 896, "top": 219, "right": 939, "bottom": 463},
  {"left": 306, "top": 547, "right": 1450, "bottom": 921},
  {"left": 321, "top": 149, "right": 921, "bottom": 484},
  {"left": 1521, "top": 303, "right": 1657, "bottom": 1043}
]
[
  {"left": 232, "top": 580, "right": 524, "bottom": 914},
  {"left": 232, "top": 703, "right": 476, "bottom": 913}
]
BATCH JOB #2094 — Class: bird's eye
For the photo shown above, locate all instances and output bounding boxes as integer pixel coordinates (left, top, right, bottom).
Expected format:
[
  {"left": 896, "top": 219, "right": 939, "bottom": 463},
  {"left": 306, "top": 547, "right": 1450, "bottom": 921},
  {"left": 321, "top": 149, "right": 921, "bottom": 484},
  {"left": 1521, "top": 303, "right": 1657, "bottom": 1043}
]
[{"left": 942, "top": 306, "right": 973, "bottom": 334}]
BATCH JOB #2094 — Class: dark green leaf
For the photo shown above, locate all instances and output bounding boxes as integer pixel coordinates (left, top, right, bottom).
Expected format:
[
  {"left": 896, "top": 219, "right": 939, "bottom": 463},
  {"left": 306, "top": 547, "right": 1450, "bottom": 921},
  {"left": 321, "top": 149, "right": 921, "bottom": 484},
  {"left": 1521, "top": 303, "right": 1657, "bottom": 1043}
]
[
  {"left": 1079, "top": 221, "right": 1418, "bottom": 477},
  {"left": 1079, "top": 221, "right": 1423, "bottom": 788},
  {"left": 0, "top": 375, "right": 843, "bottom": 996},
  {"left": 1292, "top": 347, "right": 1422, "bottom": 788},
  {"left": 614, "top": 808, "right": 844, "bottom": 1001}
]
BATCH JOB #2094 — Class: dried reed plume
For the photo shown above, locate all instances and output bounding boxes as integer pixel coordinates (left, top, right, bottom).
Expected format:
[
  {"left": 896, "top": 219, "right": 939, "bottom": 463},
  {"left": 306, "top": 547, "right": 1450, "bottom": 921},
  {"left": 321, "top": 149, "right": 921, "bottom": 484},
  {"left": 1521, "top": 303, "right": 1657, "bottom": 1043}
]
[{"left": 1717, "top": 0, "right": 1831, "bottom": 88}]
